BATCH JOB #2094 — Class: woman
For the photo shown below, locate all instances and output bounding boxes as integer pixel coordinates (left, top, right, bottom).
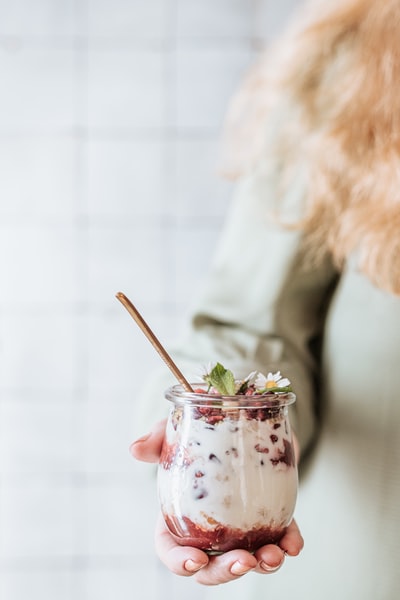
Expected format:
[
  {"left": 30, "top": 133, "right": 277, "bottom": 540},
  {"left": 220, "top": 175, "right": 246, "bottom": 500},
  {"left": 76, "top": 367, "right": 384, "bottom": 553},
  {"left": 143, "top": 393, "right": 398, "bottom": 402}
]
[{"left": 131, "top": 0, "right": 400, "bottom": 597}]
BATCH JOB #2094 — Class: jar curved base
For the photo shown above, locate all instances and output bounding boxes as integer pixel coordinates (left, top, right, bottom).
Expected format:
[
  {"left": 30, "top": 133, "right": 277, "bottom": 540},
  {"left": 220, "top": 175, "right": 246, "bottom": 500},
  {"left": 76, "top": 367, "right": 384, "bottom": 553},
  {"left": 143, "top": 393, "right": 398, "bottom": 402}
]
[{"left": 164, "top": 513, "right": 286, "bottom": 554}]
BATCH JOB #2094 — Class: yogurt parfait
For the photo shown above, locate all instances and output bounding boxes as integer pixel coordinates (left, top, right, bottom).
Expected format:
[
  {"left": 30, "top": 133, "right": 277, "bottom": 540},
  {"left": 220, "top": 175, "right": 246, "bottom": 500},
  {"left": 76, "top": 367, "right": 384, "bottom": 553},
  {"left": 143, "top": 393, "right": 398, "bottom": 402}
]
[{"left": 158, "top": 363, "right": 298, "bottom": 554}]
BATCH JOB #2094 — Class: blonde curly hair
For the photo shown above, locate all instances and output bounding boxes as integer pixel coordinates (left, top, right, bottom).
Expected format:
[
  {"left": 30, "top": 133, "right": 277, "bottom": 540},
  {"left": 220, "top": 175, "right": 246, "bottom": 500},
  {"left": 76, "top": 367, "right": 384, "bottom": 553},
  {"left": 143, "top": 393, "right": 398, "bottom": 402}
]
[{"left": 221, "top": 0, "right": 400, "bottom": 295}]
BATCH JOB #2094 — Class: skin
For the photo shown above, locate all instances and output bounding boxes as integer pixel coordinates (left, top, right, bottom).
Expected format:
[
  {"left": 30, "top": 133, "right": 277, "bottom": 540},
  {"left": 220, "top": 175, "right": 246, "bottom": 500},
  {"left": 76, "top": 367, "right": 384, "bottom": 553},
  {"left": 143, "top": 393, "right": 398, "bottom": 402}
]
[{"left": 130, "top": 419, "right": 304, "bottom": 586}]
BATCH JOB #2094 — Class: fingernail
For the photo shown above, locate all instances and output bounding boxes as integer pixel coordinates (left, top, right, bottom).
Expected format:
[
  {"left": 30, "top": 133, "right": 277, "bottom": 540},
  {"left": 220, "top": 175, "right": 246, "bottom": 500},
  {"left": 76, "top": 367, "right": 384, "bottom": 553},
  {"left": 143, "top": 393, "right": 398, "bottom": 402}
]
[
  {"left": 129, "top": 433, "right": 151, "bottom": 452},
  {"left": 260, "top": 561, "right": 282, "bottom": 573},
  {"left": 231, "top": 561, "right": 252, "bottom": 576},
  {"left": 185, "top": 559, "right": 205, "bottom": 573}
]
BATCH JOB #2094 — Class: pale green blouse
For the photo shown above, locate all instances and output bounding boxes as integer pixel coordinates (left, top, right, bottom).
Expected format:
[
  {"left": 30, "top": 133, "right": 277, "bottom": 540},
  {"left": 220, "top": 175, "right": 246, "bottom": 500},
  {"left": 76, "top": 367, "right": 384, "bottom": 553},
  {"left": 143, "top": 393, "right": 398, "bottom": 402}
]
[{"left": 139, "top": 162, "right": 400, "bottom": 599}]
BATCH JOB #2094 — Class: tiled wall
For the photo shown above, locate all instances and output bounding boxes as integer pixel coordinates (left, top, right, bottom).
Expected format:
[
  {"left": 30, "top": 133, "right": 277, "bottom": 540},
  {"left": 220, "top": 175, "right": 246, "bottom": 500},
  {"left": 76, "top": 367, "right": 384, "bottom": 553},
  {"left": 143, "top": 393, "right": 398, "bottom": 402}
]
[{"left": 0, "top": 1, "right": 300, "bottom": 599}]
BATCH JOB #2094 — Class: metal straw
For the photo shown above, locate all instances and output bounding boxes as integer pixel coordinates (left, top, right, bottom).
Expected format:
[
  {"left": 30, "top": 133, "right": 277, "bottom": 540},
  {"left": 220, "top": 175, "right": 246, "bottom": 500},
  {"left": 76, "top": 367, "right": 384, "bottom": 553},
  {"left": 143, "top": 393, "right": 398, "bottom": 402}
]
[{"left": 115, "top": 292, "right": 194, "bottom": 393}]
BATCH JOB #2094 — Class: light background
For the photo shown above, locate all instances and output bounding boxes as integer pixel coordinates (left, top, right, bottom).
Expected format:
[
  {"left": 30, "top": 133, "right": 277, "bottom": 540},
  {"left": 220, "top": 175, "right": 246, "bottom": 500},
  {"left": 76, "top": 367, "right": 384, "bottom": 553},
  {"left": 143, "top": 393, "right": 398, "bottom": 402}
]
[{"left": 0, "top": 1, "right": 301, "bottom": 598}]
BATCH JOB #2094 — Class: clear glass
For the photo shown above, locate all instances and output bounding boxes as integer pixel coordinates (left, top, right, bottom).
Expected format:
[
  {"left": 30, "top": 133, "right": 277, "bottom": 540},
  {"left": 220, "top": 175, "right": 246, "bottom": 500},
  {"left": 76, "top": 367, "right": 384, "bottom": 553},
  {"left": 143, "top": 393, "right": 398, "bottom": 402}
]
[{"left": 157, "top": 383, "right": 298, "bottom": 554}]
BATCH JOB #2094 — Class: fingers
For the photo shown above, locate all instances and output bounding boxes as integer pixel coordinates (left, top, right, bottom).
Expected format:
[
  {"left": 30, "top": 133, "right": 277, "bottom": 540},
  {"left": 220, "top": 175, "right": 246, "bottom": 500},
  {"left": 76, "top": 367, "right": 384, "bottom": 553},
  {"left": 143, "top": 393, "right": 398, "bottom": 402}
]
[
  {"left": 154, "top": 514, "right": 209, "bottom": 577},
  {"left": 155, "top": 515, "right": 303, "bottom": 585},
  {"left": 155, "top": 515, "right": 258, "bottom": 584},
  {"left": 129, "top": 419, "right": 166, "bottom": 463},
  {"left": 153, "top": 510, "right": 303, "bottom": 584},
  {"left": 252, "top": 519, "right": 303, "bottom": 574},
  {"left": 278, "top": 519, "right": 304, "bottom": 556},
  {"left": 253, "top": 544, "right": 286, "bottom": 574},
  {"left": 193, "top": 551, "right": 258, "bottom": 585}
]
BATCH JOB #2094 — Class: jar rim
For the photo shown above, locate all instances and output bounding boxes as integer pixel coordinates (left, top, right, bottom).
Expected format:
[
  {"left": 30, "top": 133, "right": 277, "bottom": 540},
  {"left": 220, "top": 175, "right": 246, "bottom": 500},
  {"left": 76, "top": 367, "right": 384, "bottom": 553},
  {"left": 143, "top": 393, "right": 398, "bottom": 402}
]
[{"left": 164, "top": 383, "right": 296, "bottom": 408}]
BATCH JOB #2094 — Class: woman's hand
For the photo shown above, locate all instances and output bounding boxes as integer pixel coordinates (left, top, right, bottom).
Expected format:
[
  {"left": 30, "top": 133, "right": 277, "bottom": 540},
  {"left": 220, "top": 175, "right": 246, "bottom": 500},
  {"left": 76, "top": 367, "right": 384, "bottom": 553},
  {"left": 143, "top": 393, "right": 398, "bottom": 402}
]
[{"left": 130, "top": 420, "right": 304, "bottom": 585}]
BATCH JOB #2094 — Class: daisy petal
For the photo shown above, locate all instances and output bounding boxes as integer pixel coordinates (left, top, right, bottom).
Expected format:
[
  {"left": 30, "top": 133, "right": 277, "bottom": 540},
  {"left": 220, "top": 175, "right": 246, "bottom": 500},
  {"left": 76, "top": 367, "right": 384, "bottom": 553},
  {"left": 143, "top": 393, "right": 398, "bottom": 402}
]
[{"left": 255, "top": 373, "right": 267, "bottom": 389}]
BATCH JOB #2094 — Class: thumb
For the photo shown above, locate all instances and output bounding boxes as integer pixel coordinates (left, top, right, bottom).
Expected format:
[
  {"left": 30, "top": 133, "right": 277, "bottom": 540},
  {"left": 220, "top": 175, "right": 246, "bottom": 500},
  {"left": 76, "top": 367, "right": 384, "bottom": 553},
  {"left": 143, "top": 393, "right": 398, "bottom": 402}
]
[{"left": 129, "top": 419, "right": 166, "bottom": 463}]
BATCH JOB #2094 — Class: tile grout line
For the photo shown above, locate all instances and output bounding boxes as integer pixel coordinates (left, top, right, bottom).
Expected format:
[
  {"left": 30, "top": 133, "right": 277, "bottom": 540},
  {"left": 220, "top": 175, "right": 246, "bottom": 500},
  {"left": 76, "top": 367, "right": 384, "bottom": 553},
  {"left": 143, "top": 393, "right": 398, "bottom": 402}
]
[{"left": 72, "top": 2, "right": 90, "bottom": 594}]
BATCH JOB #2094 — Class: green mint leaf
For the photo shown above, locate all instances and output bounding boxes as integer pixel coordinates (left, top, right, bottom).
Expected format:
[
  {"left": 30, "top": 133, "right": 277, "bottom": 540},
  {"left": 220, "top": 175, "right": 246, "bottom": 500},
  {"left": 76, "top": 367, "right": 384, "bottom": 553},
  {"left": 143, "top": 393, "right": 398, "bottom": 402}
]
[{"left": 205, "top": 362, "right": 237, "bottom": 396}]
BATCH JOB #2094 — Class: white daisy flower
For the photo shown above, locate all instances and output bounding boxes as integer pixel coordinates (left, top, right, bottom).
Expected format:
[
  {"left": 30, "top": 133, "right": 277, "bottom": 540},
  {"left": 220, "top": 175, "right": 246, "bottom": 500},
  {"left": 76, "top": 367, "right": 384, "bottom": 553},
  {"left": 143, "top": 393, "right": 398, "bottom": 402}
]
[
  {"left": 254, "top": 372, "right": 267, "bottom": 389},
  {"left": 255, "top": 370, "right": 290, "bottom": 390}
]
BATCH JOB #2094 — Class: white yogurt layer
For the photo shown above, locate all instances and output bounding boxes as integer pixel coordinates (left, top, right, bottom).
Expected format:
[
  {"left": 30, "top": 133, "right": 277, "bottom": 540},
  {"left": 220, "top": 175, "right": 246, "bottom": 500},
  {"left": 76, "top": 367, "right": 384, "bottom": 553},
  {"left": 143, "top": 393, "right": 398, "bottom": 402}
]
[{"left": 158, "top": 409, "right": 298, "bottom": 532}]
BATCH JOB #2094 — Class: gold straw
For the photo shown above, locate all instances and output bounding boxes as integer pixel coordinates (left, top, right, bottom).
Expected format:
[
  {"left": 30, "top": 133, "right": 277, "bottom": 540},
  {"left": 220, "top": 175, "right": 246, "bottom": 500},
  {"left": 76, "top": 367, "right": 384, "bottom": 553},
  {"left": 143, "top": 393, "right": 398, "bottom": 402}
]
[{"left": 115, "top": 292, "right": 194, "bottom": 393}]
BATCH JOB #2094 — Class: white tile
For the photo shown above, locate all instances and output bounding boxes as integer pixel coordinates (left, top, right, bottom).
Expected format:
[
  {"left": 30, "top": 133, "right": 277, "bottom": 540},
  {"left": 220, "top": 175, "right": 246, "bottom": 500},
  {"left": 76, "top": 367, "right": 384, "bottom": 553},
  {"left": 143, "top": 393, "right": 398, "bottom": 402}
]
[
  {"left": 177, "top": 0, "right": 253, "bottom": 38},
  {"left": 84, "top": 561, "right": 162, "bottom": 600},
  {"left": 85, "top": 382, "right": 172, "bottom": 472},
  {"left": 87, "top": 225, "right": 166, "bottom": 306},
  {"left": 176, "top": 45, "right": 254, "bottom": 131},
  {"left": 0, "top": 224, "right": 83, "bottom": 305},
  {"left": 85, "top": 391, "right": 137, "bottom": 474},
  {"left": 0, "top": 0, "right": 78, "bottom": 36},
  {"left": 0, "top": 570, "right": 74, "bottom": 600},
  {"left": 0, "top": 400, "right": 82, "bottom": 475},
  {"left": 86, "top": 310, "right": 163, "bottom": 396},
  {"left": 86, "top": 479, "right": 158, "bottom": 556},
  {"left": 0, "top": 482, "right": 85, "bottom": 558},
  {"left": 0, "top": 138, "right": 78, "bottom": 219},
  {"left": 0, "top": 314, "right": 79, "bottom": 391},
  {"left": 86, "top": 139, "right": 171, "bottom": 219},
  {"left": 0, "top": 45, "right": 77, "bottom": 134},
  {"left": 173, "top": 226, "right": 222, "bottom": 307},
  {"left": 88, "top": 0, "right": 167, "bottom": 38},
  {"left": 169, "top": 573, "right": 208, "bottom": 600},
  {"left": 176, "top": 139, "right": 233, "bottom": 219},
  {"left": 87, "top": 49, "right": 165, "bottom": 131}
]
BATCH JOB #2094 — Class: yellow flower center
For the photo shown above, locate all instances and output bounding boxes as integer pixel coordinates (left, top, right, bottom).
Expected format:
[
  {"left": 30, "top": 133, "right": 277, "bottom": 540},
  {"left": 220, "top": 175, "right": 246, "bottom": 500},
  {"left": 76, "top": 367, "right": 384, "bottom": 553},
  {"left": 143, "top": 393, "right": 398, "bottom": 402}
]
[{"left": 266, "top": 380, "right": 277, "bottom": 388}]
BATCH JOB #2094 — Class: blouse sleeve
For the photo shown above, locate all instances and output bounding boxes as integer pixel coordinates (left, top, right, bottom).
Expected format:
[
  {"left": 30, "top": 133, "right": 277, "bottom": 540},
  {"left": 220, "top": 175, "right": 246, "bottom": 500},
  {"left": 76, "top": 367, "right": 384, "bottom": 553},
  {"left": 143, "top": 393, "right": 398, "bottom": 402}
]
[{"left": 137, "top": 163, "right": 338, "bottom": 458}]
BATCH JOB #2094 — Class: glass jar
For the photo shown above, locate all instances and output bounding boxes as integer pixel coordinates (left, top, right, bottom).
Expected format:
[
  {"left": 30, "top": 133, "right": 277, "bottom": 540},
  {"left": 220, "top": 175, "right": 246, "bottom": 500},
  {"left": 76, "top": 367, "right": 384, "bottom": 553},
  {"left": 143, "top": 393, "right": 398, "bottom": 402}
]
[{"left": 157, "top": 383, "right": 298, "bottom": 554}]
